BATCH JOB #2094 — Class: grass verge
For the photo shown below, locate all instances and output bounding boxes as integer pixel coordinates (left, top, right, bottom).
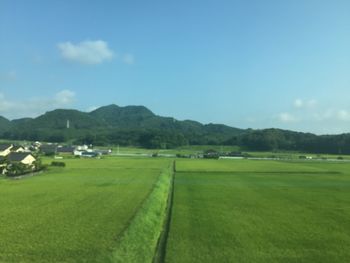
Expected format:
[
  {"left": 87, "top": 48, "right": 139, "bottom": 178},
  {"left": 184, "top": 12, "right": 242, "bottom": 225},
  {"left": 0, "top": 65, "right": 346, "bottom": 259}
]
[{"left": 112, "top": 161, "right": 174, "bottom": 263}]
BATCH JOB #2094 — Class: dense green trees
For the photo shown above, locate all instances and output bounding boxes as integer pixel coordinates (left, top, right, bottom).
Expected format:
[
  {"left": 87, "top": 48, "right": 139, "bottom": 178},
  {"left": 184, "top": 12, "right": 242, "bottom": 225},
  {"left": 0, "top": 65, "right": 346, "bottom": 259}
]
[
  {"left": 1, "top": 105, "right": 350, "bottom": 153},
  {"left": 227, "top": 129, "right": 350, "bottom": 154},
  {"left": 0, "top": 105, "right": 243, "bottom": 148}
]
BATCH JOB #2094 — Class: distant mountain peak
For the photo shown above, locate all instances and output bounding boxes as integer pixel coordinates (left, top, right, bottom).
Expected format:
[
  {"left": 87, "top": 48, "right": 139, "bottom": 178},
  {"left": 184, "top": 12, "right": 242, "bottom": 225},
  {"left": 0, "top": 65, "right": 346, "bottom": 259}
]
[
  {"left": 0, "top": 104, "right": 245, "bottom": 146},
  {"left": 89, "top": 104, "right": 155, "bottom": 127},
  {"left": 91, "top": 104, "right": 120, "bottom": 111}
]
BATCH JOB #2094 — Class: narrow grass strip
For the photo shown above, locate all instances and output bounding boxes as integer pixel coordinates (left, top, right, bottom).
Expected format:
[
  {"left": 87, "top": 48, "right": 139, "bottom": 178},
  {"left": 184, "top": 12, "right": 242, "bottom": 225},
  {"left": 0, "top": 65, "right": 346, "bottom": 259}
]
[
  {"left": 112, "top": 161, "right": 174, "bottom": 263},
  {"left": 153, "top": 161, "right": 176, "bottom": 263}
]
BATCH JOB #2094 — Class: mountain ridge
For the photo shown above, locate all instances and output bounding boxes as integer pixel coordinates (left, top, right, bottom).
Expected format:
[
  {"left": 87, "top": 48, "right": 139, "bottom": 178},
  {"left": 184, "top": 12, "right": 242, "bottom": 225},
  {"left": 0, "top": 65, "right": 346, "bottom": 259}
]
[
  {"left": 0, "top": 104, "right": 246, "bottom": 147},
  {"left": 1, "top": 104, "right": 350, "bottom": 154}
]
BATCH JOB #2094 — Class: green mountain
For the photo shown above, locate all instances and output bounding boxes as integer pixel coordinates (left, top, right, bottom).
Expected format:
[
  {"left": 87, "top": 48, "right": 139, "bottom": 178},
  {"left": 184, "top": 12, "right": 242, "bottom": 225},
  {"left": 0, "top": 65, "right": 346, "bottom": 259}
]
[
  {"left": 1, "top": 104, "right": 350, "bottom": 154},
  {"left": 0, "top": 105, "right": 245, "bottom": 146},
  {"left": 89, "top": 104, "right": 155, "bottom": 128},
  {"left": 31, "top": 109, "right": 105, "bottom": 129},
  {"left": 88, "top": 104, "right": 243, "bottom": 135},
  {"left": 0, "top": 116, "right": 11, "bottom": 131}
]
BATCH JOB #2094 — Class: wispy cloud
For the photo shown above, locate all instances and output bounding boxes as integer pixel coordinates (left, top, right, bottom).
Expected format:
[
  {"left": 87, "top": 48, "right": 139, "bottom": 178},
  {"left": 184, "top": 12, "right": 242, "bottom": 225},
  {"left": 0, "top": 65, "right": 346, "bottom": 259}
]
[
  {"left": 57, "top": 40, "right": 114, "bottom": 65},
  {"left": 293, "top": 98, "right": 303, "bottom": 108},
  {"left": 86, "top": 106, "right": 98, "bottom": 112},
  {"left": 278, "top": 112, "right": 299, "bottom": 123},
  {"left": 336, "top": 110, "right": 350, "bottom": 121},
  {"left": 55, "top": 89, "right": 75, "bottom": 104},
  {"left": 273, "top": 98, "right": 350, "bottom": 134},
  {"left": 293, "top": 98, "right": 317, "bottom": 109},
  {"left": 122, "top": 53, "right": 135, "bottom": 65},
  {"left": 0, "top": 90, "right": 76, "bottom": 119},
  {"left": 317, "top": 109, "right": 350, "bottom": 122},
  {"left": 283, "top": 99, "right": 350, "bottom": 123}
]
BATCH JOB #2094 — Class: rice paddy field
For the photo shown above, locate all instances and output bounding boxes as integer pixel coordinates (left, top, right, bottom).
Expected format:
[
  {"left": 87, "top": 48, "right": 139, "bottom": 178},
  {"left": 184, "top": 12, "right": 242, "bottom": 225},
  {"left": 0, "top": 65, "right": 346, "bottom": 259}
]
[
  {"left": 0, "top": 157, "right": 170, "bottom": 263},
  {"left": 1, "top": 156, "right": 350, "bottom": 262},
  {"left": 165, "top": 159, "right": 350, "bottom": 262}
]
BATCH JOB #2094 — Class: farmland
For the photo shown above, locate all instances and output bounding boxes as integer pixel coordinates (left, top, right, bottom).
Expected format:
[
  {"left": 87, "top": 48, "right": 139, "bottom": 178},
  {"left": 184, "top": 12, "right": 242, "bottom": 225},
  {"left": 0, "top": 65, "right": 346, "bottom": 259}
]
[
  {"left": 1, "top": 156, "right": 350, "bottom": 262},
  {"left": 166, "top": 159, "right": 350, "bottom": 262},
  {"left": 0, "top": 157, "right": 171, "bottom": 263}
]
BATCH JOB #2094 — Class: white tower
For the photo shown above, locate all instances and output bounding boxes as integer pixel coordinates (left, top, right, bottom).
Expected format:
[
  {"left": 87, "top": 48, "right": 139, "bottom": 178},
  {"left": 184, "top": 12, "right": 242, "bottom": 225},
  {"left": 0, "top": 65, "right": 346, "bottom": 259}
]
[{"left": 67, "top": 120, "right": 70, "bottom": 129}]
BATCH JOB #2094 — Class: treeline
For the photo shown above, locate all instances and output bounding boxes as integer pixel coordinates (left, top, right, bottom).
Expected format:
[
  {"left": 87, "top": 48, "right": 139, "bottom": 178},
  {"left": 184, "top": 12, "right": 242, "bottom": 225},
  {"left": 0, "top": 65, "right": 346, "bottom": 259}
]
[
  {"left": 2, "top": 128, "right": 225, "bottom": 149},
  {"left": 1, "top": 105, "right": 350, "bottom": 154},
  {"left": 2, "top": 126, "right": 350, "bottom": 154},
  {"left": 229, "top": 129, "right": 350, "bottom": 154},
  {"left": 0, "top": 105, "right": 244, "bottom": 148}
]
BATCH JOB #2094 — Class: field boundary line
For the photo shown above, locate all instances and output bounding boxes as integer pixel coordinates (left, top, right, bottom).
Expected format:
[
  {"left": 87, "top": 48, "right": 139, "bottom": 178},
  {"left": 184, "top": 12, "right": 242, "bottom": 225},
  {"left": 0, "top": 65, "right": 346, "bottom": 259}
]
[
  {"left": 153, "top": 160, "right": 176, "bottom": 263},
  {"left": 111, "top": 161, "right": 174, "bottom": 263},
  {"left": 112, "top": 172, "right": 161, "bottom": 245},
  {"left": 175, "top": 170, "right": 341, "bottom": 175}
]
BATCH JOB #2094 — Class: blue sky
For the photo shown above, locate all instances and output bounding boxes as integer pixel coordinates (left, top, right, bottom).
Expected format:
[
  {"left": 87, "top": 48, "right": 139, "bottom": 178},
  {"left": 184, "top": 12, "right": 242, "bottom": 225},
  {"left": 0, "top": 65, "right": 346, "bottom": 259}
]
[{"left": 1, "top": 0, "right": 350, "bottom": 134}]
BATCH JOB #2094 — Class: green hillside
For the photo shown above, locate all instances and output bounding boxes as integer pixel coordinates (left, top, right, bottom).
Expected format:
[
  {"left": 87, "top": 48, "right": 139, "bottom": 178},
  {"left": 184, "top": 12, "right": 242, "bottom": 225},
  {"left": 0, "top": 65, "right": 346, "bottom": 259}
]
[
  {"left": 1, "top": 104, "right": 350, "bottom": 153},
  {"left": 0, "top": 116, "right": 11, "bottom": 131}
]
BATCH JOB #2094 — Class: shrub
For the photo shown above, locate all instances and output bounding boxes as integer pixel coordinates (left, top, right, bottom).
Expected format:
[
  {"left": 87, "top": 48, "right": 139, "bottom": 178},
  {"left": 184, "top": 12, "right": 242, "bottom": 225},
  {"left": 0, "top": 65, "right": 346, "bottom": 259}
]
[
  {"left": 51, "top": 161, "right": 66, "bottom": 167},
  {"left": 33, "top": 159, "right": 47, "bottom": 172},
  {"left": 6, "top": 163, "right": 31, "bottom": 177},
  {"left": 176, "top": 153, "right": 189, "bottom": 158}
]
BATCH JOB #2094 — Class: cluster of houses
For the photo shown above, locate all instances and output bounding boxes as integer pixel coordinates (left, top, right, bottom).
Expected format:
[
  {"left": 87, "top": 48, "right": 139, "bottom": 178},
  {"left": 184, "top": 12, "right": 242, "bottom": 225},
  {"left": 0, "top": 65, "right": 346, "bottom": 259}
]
[
  {"left": 0, "top": 141, "right": 112, "bottom": 176},
  {"left": 39, "top": 143, "right": 112, "bottom": 158},
  {"left": 0, "top": 144, "right": 37, "bottom": 175}
]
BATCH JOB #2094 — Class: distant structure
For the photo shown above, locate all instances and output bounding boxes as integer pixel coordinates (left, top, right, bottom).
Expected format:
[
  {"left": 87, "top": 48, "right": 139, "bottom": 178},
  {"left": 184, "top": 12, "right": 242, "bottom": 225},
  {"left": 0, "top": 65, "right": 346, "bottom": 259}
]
[{"left": 67, "top": 120, "right": 70, "bottom": 129}]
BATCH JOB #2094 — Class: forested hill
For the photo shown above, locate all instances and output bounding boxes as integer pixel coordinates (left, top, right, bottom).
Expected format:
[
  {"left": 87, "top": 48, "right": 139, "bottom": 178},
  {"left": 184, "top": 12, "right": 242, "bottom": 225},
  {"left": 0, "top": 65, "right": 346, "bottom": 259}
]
[
  {"left": 0, "top": 116, "right": 12, "bottom": 131},
  {"left": 1, "top": 104, "right": 350, "bottom": 154},
  {"left": 0, "top": 104, "right": 244, "bottom": 148}
]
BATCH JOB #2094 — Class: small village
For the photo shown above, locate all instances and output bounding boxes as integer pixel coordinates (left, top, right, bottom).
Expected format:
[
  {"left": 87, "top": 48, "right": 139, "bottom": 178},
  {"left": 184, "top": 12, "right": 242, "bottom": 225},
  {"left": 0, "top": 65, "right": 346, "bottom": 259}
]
[{"left": 0, "top": 142, "right": 112, "bottom": 176}]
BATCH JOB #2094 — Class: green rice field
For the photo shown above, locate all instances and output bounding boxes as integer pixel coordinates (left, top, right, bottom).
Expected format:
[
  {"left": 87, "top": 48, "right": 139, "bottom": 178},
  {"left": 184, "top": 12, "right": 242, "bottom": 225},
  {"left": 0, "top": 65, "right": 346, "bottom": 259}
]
[
  {"left": 165, "top": 159, "right": 350, "bottom": 262},
  {"left": 0, "top": 157, "right": 170, "bottom": 263},
  {"left": 1, "top": 156, "right": 350, "bottom": 262}
]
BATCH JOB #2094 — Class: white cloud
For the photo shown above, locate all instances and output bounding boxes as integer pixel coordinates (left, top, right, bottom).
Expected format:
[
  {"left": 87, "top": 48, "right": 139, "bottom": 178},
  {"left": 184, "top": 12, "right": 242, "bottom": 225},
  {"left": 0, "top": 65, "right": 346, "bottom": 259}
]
[
  {"left": 86, "top": 106, "right": 98, "bottom": 112},
  {"left": 311, "top": 108, "right": 350, "bottom": 122},
  {"left": 293, "top": 98, "right": 317, "bottom": 109},
  {"left": 294, "top": 99, "right": 303, "bottom": 108},
  {"left": 319, "top": 109, "right": 334, "bottom": 120},
  {"left": 307, "top": 99, "right": 317, "bottom": 108},
  {"left": 273, "top": 98, "right": 350, "bottom": 133},
  {"left": 122, "top": 53, "right": 135, "bottom": 65},
  {"left": 337, "top": 110, "right": 350, "bottom": 121},
  {"left": 57, "top": 40, "right": 114, "bottom": 65},
  {"left": 55, "top": 89, "right": 75, "bottom": 105},
  {"left": 278, "top": 112, "right": 298, "bottom": 123},
  {"left": 0, "top": 90, "right": 76, "bottom": 119}
]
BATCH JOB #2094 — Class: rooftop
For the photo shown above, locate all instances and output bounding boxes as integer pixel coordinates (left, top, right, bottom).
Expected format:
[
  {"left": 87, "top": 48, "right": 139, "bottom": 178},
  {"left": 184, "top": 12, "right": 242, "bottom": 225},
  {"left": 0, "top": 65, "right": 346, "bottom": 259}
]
[
  {"left": 7, "top": 152, "right": 34, "bottom": 162},
  {"left": 0, "top": 144, "right": 12, "bottom": 151}
]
